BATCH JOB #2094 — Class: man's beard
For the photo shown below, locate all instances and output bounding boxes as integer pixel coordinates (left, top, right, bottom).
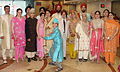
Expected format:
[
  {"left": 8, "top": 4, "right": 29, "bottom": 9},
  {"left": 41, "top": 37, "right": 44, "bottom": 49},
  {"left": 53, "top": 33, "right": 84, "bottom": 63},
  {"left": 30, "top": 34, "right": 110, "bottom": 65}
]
[
  {"left": 56, "top": 10, "right": 61, "bottom": 13},
  {"left": 82, "top": 10, "right": 86, "bottom": 13}
]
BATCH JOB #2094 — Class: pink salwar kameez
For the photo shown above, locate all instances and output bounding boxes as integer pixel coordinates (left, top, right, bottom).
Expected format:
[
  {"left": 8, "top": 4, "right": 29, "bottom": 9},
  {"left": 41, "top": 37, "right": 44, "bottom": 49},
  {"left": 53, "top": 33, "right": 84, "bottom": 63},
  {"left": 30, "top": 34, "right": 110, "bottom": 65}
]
[
  {"left": 11, "top": 17, "right": 26, "bottom": 61},
  {"left": 37, "top": 18, "right": 45, "bottom": 58},
  {"left": 90, "top": 19, "right": 104, "bottom": 63}
]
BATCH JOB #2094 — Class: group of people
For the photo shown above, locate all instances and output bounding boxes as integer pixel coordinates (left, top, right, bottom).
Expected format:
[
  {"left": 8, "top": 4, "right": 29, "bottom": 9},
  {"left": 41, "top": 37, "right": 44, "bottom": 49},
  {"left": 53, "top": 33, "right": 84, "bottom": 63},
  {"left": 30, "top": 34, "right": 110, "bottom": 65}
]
[{"left": 0, "top": 2, "right": 120, "bottom": 72}]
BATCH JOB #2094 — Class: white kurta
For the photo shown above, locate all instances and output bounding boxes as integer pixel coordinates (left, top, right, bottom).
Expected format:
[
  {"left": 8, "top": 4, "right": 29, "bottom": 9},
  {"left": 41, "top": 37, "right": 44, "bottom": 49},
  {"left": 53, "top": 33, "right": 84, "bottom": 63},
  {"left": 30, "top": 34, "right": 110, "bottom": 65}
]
[
  {"left": 59, "top": 18, "right": 69, "bottom": 57},
  {"left": 75, "top": 21, "right": 90, "bottom": 59},
  {"left": 0, "top": 14, "right": 14, "bottom": 49}
]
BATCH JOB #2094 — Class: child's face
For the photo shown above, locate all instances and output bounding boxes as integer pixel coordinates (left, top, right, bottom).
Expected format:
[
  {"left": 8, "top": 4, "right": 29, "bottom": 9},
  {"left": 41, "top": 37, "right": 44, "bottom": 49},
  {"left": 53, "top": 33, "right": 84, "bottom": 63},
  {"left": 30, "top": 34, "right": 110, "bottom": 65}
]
[{"left": 52, "top": 23, "right": 58, "bottom": 28}]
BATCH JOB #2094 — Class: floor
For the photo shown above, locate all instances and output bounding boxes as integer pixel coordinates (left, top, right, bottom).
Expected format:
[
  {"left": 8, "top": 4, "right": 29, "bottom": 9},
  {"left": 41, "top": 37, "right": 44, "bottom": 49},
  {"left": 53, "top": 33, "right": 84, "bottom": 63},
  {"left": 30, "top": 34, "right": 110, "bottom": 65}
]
[{"left": 0, "top": 54, "right": 119, "bottom": 72}]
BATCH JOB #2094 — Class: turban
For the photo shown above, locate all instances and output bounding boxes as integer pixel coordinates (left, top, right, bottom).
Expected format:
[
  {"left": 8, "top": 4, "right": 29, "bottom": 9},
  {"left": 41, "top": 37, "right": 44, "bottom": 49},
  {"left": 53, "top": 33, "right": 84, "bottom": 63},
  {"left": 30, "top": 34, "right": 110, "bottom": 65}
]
[
  {"left": 55, "top": 4, "right": 62, "bottom": 10},
  {"left": 80, "top": 3, "right": 87, "bottom": 8},
  {"left": 53, "top": 18, "right": 59, "bottom": 24}
]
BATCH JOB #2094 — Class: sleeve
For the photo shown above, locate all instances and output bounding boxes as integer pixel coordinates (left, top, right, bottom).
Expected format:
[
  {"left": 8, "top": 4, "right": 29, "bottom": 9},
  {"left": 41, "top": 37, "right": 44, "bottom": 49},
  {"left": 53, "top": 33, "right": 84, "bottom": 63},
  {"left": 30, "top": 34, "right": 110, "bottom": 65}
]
[
  {"left": 25, "top": 19, "right": 30, "bottom": 39},
  {"left": 76, "top": 22, "right": 80, "bottom": 33},
  {"left": 44, "top": 29, "right": 58, "bottom": 40},
  {"left": 0, "top": 16, "right": 3, "bottom": 37}
]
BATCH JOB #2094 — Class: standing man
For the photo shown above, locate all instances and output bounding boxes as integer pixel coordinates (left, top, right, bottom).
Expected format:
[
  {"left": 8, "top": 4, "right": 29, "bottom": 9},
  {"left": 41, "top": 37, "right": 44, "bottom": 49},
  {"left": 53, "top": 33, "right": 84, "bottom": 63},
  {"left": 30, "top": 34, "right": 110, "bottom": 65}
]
[
  {"left": 0, "top": 5, "right": 14, "bottom": 64},
  {"left": 52, "top": 3, "right": 62, "bottom": 20},
  {"left": 59, "top": 10, "right": 69, "bottom": 60},
  {"left": 79, "top": 3, "right": 91, "bottom": 22}
]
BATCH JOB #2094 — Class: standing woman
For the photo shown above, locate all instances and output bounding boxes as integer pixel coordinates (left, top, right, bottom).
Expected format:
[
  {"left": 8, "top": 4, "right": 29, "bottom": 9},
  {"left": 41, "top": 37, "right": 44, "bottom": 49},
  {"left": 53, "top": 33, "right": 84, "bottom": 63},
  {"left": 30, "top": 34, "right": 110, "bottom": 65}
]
[
  {"left": 44, "top": 10, "right": 54, "bottom": 54},
  {"left": 25, "top": 8, "right": 37, "bottom": 62},
  {"left": 68, "top": 10, "right": 79, "bottom": 59},
  {"left": 75, "top": 13, "right": 90, "bottom": 62},
  {"left": 104, "top": 12, "right": 119, "bottom": 64},
  {"left": 37, "top": 13, "right": 45, "bottom": 60},
  {"left": 90, "top": 11, "right": 104, "bottom": 63},
  {"left": 11, "top": 8, "right": 26, "bottom": 62}
]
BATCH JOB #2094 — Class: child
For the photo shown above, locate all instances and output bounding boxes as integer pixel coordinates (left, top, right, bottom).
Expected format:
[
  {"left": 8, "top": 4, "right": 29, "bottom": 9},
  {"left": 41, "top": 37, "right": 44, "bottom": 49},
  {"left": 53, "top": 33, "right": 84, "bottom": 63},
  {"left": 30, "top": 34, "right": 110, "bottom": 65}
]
[{"left": 41, "top": 18, "right": 63, "bottom": 71}]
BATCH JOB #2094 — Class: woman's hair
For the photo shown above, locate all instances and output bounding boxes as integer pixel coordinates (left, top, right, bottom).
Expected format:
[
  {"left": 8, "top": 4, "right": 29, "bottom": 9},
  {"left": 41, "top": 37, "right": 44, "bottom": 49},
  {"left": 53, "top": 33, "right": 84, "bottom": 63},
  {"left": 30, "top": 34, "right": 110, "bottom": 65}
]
[
  {"left": 61, "top": 10, "right": 68, "bottom": 18},
  {"left": 25, "top": 6, "right": 32, "bottom": 13},
  {"left": 4, "top": 5, "right": 10, "bottom": 9},
  {"left": 17, "top": 8, "right": 23, "bottom": 13},
  {"left": 103, "top": 9, "right": 109, "bottom": 13},
  {"left": 39, "top": 7, "right": 46, "bottom": 13},
  {"left": 95, "top": 10, "right": 101, "bottom": 18},
  {"left": 40, "top": 13, "right": 45, "bottom": 17}
]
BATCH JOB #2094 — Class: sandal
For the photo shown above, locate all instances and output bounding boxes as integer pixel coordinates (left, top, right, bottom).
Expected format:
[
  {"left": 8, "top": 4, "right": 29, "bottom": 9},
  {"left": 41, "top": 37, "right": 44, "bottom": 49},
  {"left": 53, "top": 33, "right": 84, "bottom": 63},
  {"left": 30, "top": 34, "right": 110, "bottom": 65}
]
[{"left": 55, "top": 67, "right": 63, "bottom": 72}]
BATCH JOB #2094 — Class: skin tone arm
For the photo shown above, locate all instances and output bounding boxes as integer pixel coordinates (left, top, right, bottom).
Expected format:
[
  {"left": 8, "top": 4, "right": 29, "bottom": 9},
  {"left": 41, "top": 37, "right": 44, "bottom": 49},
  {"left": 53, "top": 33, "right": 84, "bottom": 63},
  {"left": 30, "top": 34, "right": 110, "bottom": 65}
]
[{"left": 36, "top": 20, "right": 40, "bottom": 39}]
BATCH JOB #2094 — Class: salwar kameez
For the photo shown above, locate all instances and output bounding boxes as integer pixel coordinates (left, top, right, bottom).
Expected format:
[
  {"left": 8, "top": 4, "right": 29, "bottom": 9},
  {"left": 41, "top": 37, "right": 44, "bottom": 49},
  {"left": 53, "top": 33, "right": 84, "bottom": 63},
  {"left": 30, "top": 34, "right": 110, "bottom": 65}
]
[
  {"left": 11, "top": 17, "right": 26, "bottom": 61},
  {"left": 104, "top": 19, "right": 119, "bottom": 64}
]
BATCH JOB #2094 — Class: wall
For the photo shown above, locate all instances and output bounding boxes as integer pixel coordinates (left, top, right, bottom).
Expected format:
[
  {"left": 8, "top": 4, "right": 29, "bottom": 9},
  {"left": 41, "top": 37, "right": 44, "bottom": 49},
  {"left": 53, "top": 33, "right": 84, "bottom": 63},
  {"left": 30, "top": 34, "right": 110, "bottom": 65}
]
[{"left": 76, "top": 1, "right": 111, "bottom": 14}]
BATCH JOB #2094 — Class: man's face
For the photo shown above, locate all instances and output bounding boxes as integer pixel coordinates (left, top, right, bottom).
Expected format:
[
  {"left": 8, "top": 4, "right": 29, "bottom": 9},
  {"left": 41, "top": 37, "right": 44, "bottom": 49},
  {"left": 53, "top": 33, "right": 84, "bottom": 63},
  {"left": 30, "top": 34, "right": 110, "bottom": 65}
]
[
  {"left": 81, "top": 6, "right": 86, "bottom": 13},
  {"left": 56, "top": 6, "right": 61, "bottom": 13},
  {"left": 4, "top": 7, "right": 10, "bottom": 14}
]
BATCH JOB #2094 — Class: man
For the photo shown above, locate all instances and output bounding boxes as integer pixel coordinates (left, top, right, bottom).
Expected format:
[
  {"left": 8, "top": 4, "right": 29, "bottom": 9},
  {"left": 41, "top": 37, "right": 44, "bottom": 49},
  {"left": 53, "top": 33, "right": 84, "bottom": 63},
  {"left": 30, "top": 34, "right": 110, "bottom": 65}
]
[
  {"left": 0, "top": 5, "right": 14, "bottom": 64},
  {"left": 41, "top": 18, "right": 63, "bottom": 72},
  {"left": 59, "top": 10, "right": 69, "bottom": 60},
  {"left": 79, "top": 3, "right": 91, "bottom": 22},
  {"left": 52, "top": 3, "right": 62, "bottom": 20}
]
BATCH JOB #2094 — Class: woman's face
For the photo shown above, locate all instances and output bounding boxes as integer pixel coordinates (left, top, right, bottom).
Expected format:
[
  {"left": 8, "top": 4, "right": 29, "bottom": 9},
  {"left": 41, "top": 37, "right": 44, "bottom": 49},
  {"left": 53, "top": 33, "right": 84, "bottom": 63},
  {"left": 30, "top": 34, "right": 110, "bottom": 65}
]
[
  {"left": 103, "top": 10, "right": 109, "bottom": 17},
  {"left": 41, "top": 14, "right": 45, "bottom": 19},
  {"left": 17, "top": 10, "right": 22, "bottom": 17},
  {"left": 40, "top": 8, "right": 45, "bottom": 13},
  {"left": 45, "top": 11, "right": 50, "bottom": 17},
  {"left": 62, "top": 12, "right": 66, "bottom": 19},
  {"left": 27, "top": 8, "right": 31, "bottom": 13},
  {"left": 109, "top": 13, "right": 114, "bottom": 19},
  {"left": 71, "top": 12, "right": 75, "bottom": 18},
  {"left": 82, "top": 13, "right": 87, "bottom": 21},
  {"left": 30, "top": 13, "right": 35, "bottom": 18},
  {"left": 95, "top": 12, "right": 100, "bottom": 19}
]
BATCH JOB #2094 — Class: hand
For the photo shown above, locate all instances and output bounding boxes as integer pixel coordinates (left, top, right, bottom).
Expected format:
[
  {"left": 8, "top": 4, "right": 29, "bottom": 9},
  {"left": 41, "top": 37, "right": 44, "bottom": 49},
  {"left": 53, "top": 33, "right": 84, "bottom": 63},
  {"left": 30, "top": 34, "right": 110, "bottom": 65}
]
[
  {"left": 0, "top": 36, "right": 4, "bottom": 39},
  {"left": 27, "top": 39, "right": 31, "bottom": 41},
  {"left": 46, "top": 26, "right": 50, "bottom": 30}
]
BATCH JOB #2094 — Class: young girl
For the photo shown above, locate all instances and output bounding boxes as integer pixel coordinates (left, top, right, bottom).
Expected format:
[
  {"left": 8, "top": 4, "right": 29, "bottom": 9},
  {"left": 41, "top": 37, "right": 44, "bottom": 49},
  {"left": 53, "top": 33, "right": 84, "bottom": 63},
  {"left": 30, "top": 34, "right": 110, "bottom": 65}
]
[{"left": 37, "top": 13, "right": 45, "bottom": 60}]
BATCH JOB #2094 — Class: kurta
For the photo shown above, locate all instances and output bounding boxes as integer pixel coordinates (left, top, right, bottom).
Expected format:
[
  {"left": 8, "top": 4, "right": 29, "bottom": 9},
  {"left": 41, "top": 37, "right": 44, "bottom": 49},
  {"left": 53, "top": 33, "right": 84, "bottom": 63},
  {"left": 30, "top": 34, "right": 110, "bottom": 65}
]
[
  {"left": 0, "top": 14, "right": 14, "bottom": 49},
  {"left": 44, "top": 27, "right": 63, "bottom": 62},
  {"left": 11, "top": 17, "right": 26, "bottom": 47},
  {"left": 25, "top": 18, "right": 37, "bottom": 52},
  {"left": 104, "top": 19, "right": 119, "bottom": 64},
  {"left": 75, "top": 21, "right": 90, "bottom": 59},
  {"left": 44, "top": 17, "right": 54, "bottom": 53},
  {"left": 37, "top": 18, "right": 45, "bottom": 57}
]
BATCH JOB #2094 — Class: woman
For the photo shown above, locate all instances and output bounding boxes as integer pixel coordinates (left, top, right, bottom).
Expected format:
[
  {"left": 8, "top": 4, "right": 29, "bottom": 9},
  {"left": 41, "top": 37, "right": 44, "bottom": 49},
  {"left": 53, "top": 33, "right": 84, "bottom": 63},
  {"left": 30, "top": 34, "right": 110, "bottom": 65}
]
[
  {"left": 104, "top": 12, "right": 119, "bottom": 64},
  {"left": 25, "top": 8, "right": 37, "bottom": 62},
  {"left": 102, "top": 9, "right": 109, "bottom": 22},
  {"left": 11, "top": 8, "right": 26, "bottom": 62},
  {"left": 90, "top": 11, "right": 104, "bottom": 63},
  {"left": 75, "top": 13, "right": 90, "bottom": 62},
  {"left": 68, "top": 10, "right": 79, "bottom": 59},
  {"left": 44, "top": 10, "right": 54, "bottom": 54},
  {"left": 37, "top": 13, "right": 45, "bottom": 60}
]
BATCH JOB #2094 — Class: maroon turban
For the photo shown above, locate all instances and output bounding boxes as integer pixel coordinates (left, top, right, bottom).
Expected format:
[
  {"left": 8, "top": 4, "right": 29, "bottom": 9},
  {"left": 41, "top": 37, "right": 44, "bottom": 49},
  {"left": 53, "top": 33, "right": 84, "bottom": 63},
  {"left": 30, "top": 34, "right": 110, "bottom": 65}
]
[{"left": 80, "top": 3, "right": 87, "bottom": 9}]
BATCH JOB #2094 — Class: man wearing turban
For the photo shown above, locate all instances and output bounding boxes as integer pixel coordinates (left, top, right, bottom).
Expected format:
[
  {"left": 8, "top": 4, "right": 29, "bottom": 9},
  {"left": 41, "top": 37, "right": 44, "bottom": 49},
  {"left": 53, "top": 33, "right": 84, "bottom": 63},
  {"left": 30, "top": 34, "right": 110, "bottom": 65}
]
[{"left": 79, "top": 3, "right": 91, "bottom": 22}]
